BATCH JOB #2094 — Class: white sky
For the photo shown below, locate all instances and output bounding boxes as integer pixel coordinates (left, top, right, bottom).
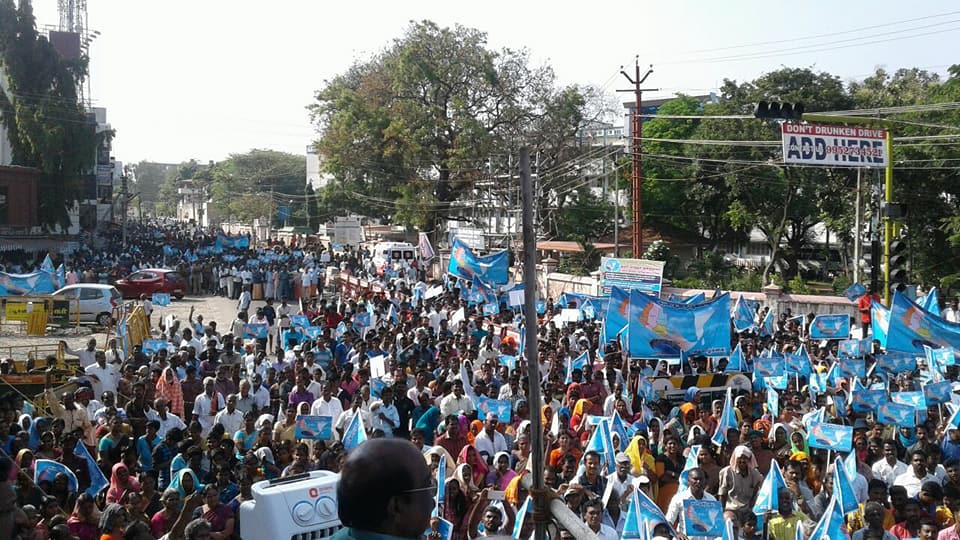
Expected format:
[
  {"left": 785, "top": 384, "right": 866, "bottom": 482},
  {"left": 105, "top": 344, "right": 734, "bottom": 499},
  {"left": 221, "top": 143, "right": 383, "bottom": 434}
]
[{"left": 30, "top": 0, "right": 960, "bottom": 164}]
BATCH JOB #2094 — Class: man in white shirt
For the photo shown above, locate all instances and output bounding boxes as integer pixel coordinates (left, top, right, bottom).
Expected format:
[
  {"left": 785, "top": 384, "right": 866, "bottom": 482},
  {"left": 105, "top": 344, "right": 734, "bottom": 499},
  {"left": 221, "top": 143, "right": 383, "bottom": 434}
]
[
  {"left": 85, "top": 350, "right": 121, "bottom": 398},
  {"left": 214, "top": 394, "right": 244, "bottom": 435},
  {"left": 192, "top": 377, "right": 225, "bottom": 437},
  {"left": 473, "top": 412, "right": 508, "bottom": 462},
  {"left": 583, "top": 498, "right": 619, "bottom": 540},
  {"left": 665, "top": 468, "right": 718, "bottom": 540},
  {"left": 311, "top": 380, "right": 344, "bottom": 421},
  {"left": 893, "top": 449, "right": 936, "bottom": 498},
  {"left": 872, "top": 440, "right": 908, "bottom": 487},
  {"left": 249, "top": 373, "right": 271, "bottom": 413},
  {"left": 370, "top": 386, "right": 400, "bottom": 437},
  {"left": 146, "top": 398, "right": 187, "bottom": 438},
  {"left": 406, "top": 371, "right": 433, "bottom": 403},
  {"left": 237, "top": 286, "right": 252, "bottom": 313},
  {"left": 607, "top": 452, "right": 637, "bottom": 514},
  {"left": 61, "top": 338, "right": 98, "bottom": 369},
  {"left": 180, "top": 328, "right": 202, "bottom": 355},
  {"left": 439, "top": 380, "right": 475, "bottom": 418}
]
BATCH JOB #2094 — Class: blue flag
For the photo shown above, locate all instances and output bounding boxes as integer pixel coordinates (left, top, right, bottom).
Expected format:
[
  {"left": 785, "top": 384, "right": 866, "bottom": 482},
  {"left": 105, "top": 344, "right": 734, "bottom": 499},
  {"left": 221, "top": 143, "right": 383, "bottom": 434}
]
[
  {"left": 74, "top": 440, "right": 108, "bottom": 496},
  {"left": 627, "top": 290, "right": 731, "bottom": 358},
  {"left": 808, "top": 495, "right": 847, "bottom": 540},
  {"left": 512, "top": 496, "right": 532, "bottom": 539},
  {"left": 843, "top": 282, "right": 866, "bottom": 302},
  {"left": 435, "top": 455, "right": 446, "bottom": 516},
  {"left": 767, "top": 388, "right": 779, "bottom": 419},
  {"left": 877, "top": 402, "right": 916, "bottom": 427},
  {"left": 40, "top": 254, "right": 54, "bottom": 273},
  {"left": 682, "top": 499, "right": 724, "bottom": 538},
  {"left": 760, "top": 309, "right": 775, "bottom": 337},
  {"left": 807, "top": 422, "right": 853, "bottom": 452},
  {"left": 342, "top": 412, "right": 368, "bottom": 451},
  {"left": 679, "top": 444, "right": 701, "bottom": 490},
  {"left": 919, "top": 287, "right": 941, "bottom": 316},
  {"left": 732, "top": 296, "right": 756, "bottom": 332},
  {"left": 603, "top": 286, "right": 630, "bottom": 345},
  {"left": 887, "top": 291, "right": 960, "bottom": 353},
  {"left": 55, "top": 263, "right": 65, "bottom": 288},
  {"left": 833, "top": 456, "right": 859, "bottom": 514},
  {"left": 752, "top": 461, "right": 786, "bottom": 515},
  {"left": 564, "top": 351, "right": 588, "bottom": 384},
  {"left": 387, "top": 304, "right": 400, "bottom": 325},
  {"left": 726, "top": 342, "right": 747, "bottom": 372},
  {"left": 711, "top": 388, "right": 738, "bottom": 447},
  {"left": 809, "top": 314, "right": 851, "bottom": 340},
  {"left": 447, "top": 238, "right": 509, "bottom": 285},
  {"left": 871, "top": 301, "right": 889, "bottom": 347}
]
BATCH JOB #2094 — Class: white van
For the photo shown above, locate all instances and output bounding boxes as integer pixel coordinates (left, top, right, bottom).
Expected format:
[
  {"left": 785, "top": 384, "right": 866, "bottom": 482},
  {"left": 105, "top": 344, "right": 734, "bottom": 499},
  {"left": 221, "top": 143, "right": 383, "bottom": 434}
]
[{"left": 371, "top": 242, "right": 417, "bottom": 274}]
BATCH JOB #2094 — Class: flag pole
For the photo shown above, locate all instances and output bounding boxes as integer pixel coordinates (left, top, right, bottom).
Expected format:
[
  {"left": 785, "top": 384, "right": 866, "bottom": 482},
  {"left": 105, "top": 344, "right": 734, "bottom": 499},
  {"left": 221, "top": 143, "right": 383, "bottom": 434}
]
[{"left": 520, "top": 147, "right": 547, "bottom": 540}]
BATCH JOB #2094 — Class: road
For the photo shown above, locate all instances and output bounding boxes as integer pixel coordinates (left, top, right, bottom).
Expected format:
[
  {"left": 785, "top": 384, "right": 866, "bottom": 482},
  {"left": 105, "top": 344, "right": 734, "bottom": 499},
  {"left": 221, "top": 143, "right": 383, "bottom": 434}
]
[{"left": 0, "top": 294, "right": 267, "bottom": 360}]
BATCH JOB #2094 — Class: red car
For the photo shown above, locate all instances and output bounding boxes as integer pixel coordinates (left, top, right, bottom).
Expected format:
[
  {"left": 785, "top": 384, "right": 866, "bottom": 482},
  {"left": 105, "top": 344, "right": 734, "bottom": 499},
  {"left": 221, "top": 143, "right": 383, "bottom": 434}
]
[{"left": 114, "top": 268, "right": 186, "bottom": 299}]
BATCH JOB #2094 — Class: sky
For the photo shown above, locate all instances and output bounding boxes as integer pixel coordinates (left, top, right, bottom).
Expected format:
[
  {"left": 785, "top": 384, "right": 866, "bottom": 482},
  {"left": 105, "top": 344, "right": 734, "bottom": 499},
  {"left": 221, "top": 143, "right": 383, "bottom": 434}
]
[{"left": 30, "top": 0, "right": 960, "bottom": 165}]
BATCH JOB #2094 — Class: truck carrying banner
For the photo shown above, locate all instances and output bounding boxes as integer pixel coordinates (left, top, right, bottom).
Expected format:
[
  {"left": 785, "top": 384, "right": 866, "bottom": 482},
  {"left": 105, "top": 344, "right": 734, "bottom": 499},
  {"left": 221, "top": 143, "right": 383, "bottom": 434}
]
[{"left": 781, "top": 123, "right": 887, "bottom": 168}]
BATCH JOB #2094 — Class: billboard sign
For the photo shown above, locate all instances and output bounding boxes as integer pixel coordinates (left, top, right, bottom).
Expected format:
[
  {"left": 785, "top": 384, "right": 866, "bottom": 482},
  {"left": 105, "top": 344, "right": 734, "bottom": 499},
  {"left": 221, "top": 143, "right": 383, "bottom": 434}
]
[
  {"left": 781, "top": 123, "right": 887, "bottom": 168},
  {"left": 599, "top": 257, "right": 665, "bottom": 296}
]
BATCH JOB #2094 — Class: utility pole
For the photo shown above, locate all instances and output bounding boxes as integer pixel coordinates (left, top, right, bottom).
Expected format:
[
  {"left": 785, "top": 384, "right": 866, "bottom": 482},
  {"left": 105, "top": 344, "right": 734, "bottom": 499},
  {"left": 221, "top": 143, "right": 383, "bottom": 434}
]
[
  {"left": 853, "top": 168, "right": 861, "bottom": 284},
  {"left": 121, "top": 171, "right": 128, "bottom": 248},
  {"left": 618, "top": 58, "right": 656, "bottom": 257},
  {"left": 520, "top": 147, "right": 546, "bottom": 540}
]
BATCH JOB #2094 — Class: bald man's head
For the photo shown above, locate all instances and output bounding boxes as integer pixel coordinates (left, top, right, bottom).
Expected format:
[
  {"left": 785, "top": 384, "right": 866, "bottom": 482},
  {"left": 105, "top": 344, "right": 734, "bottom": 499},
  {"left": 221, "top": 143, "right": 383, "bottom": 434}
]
[{"left": 337, "top": 438, "right": 433, "bottom": 537}]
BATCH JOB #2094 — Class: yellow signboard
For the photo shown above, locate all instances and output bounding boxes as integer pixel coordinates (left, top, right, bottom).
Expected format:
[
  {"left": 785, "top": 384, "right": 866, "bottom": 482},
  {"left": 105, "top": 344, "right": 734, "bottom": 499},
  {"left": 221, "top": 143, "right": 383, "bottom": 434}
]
[{"left": 4, "top": 302, "right": 45, "bottom": 322}]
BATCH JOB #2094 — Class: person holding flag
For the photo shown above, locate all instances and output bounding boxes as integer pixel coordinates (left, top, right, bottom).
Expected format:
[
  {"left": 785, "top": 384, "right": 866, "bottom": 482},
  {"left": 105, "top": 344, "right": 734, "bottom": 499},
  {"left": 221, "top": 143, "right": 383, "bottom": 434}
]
[{"left": 665, "top": 467, "right": 717, "bottom": 540}]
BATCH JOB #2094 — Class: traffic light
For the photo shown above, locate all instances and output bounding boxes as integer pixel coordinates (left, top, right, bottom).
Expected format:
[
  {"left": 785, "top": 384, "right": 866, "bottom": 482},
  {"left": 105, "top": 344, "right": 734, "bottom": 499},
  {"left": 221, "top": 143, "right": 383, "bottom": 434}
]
[
  {"left": 863, "top": 239, "right": 881, "bottom": 294},
  {"left": 754, "top": 101, "right": 805, "bottom": 121},
  {"left": 889, "top": 239, "right": 908, "bottom": 294}
]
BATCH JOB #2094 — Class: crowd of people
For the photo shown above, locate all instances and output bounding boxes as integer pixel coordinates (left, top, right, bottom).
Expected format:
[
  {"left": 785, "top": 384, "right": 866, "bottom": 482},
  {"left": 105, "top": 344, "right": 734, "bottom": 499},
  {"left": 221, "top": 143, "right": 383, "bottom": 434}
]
[{"left": 0, "top": 222, "right": 958, "bottom": 540}]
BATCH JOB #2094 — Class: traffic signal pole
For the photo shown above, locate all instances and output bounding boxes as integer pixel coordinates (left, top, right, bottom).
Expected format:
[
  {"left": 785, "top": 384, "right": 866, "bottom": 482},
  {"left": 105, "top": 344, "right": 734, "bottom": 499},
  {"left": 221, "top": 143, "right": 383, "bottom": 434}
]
[{"left": 800, "top": 113, "right": 895, "bottom": 304}]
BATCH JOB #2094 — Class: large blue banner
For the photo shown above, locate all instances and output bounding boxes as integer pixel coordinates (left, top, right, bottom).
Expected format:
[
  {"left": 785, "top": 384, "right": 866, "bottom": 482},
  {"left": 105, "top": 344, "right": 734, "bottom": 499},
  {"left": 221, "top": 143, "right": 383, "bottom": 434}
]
[
  {"left": 447, "top": 238, "right": 509, "bottom": 285},
  {"left": 627, "top": 290, "right": 731, "bottom": 358},
  {"left": 919, "top": 287, "right": 941, "bottom": 316},
  {"left": 887, "top": 291, "right": 960, "bottom": 353},
  {"left": 809, "top": 314, "right": 851, "bottom": 340},
  {"left": 0, "top": 271, "right": 57, "bottom": 296},
  {"left": 215, "top": 232, "right": 250, "bottom": 250},
  {"left": 871, "top": 301, "right": 889, "bottom": 347},
  {"left": 731, "top": 295, "right": 756, "bottom": 332},
  {"left": 603, "top": 286, "right": 630, "bottom": 345}
]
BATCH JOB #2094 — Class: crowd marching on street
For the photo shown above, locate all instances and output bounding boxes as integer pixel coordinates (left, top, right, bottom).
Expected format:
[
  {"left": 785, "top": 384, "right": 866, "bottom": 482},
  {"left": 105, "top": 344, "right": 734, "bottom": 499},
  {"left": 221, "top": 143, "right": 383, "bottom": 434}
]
[{"left": 2, "top": 222, "right": 960, "bottom": 540}]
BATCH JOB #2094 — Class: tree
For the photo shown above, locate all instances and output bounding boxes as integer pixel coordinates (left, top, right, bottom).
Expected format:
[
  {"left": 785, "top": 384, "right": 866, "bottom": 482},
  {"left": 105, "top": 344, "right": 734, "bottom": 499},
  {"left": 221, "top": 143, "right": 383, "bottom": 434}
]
[
  {"left": 130, "top": 161, "right": 178, "bottom": 216},
  {"left": 0, "top": 0, "right": 102, "bottom": 229},
  {"left": 309, "top": 20, "right": 597, "bottom": 235},
  {"left": 207, "top": 150, "right": 306, "bottom": 226}
]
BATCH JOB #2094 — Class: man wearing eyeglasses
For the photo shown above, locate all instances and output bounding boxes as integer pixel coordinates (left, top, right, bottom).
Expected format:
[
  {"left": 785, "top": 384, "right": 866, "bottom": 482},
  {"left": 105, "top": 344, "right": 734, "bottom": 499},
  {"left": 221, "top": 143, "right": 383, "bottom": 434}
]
[{"left": 334, "top": 438, "right": 434, "bottom": 540}]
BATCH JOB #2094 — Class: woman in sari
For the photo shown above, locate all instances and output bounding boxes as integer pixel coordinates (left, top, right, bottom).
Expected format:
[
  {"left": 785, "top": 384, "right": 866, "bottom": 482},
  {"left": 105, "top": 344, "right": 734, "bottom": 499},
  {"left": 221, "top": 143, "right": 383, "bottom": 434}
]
[
  {"left": 457, "top": 446, "right": 488, "bottom": 488},
  {"left": 27, "top": 417, "right": 49, "bottom": 451},
  {"left": 194, "top": 484, "right": 235, "bottom": 540},
  {"left": 486, "top": 451, "right": 517, "bottom": 490},
  {"left": 105, "top": 463, "right": 141, "bottom": 504},
  {"left": 655, "top": 435, "right": 684, "bottom": 511},
  {"left": 67, "top": 493, "right": 101, "bottom": 540},
  {"left": 156, "top": 367, "right": 185, "bottom": 418},
  {"left": 570, "top": 399, "right": 593, "bottom": 436},
  {"left": 98, "top": 503, "right": 129, "bottom": 540},
  {"left": 466, "top": 420, "right": 483, "bottom": 446},
  {"left": 15, "top": 448, "right": 34, "bottom": 475},
  {"left": 445, "top": 469, "right": 472, "bottom": 540},
  {"left": 548, "top": 431, "right": 582, "bottom": 468},
  {"left": 769, "top": 423, "right": 792, "bottom": 463}
]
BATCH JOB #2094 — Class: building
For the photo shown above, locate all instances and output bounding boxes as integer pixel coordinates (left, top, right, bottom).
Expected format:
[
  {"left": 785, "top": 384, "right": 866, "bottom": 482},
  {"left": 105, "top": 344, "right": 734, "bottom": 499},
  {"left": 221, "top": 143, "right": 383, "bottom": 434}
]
[
  {"left": 576, "top": 121, "right": 625, "bottom": 147},
  {"left": 176, "top": 178, "right": 211, "bottom": 226},
  {"left": 0, "top": 166, "right": 40, "bottom": 229}
]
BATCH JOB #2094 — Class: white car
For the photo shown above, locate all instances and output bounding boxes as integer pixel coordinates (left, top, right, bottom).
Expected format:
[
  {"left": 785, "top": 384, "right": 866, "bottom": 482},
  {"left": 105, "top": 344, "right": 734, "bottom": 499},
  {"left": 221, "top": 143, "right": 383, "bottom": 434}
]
[{"left": 52, "top": 284, "right": 121, "bottom": 326}]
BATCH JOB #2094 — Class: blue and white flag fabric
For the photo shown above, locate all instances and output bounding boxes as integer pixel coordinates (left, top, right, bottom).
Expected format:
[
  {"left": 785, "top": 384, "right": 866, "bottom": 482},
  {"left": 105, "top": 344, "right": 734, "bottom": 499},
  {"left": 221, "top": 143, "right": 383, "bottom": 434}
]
[
  {"left": 447, "top": 238, "right": 509, "bottom": 285},
  {"left": 627, "top": 290, "right": 731, "bottom": 358},
  {"left": 807, "top": 422, "right": 853, "bottom": 452},
  {"left": 891, "top": 391, "right": 926, "bottom": 410},
  {"left": 919, "top": 287, "right": 941, "bottom": 316},
  {"left": 711, "top": 387, "right": 738, "bottom": 447},
  {"left": 760, "top": 309, "right": 775, "bottom": 337},
  {"left": 482, "top": 303, "right": 500, "bottom": 317},
  {"left": 875, "top": 353, "right": 917, "bottom": 374},
  {"left": 75, "top": 440, "right": 108, "bottom": 496},
  {"left": 40, "top": 254, "right": 54, "bottom": 274},
  {"left": 843, "top": 282, "right": 866, "bottom": 302},
  {"left": 679, "top": 444, "right": 701, "bottom": 490},
  {"left": 611, "top": 411, "right": 629, "bottom": 451},
  {"left": 35, "top": 459, "right": 78, "bottom": 492},
  {"left": 564, "top": 351, "right": 588, "bottom": 384},
  {"left": 732, "top": 295, "right": 756, "bottom": 332},
  {"left": 622, "top": 492, "right": 644, "bottom": 540},
  {"left": 785, "top": 352, "right": 812, "bottom": 376},
  {"left": 435, "top": 455, "right": 446, "bottom": 515},
  {"left": 809, "top": 314, "right": 851, "bottom": 340},
  {"left": 726, "top": 342, "right": 747, "bottom": 372},
  {"left": 55, "top": 264, "right": 65, "bottom": 288},
  {"left": 289, "top": 314, "right": 310, "bottom": 328},
  {"left": 924, "top": 380, "right": 952, "bottom": 405},
  {"left": 926, "top": 345, "right": 956, "bottom": 368},
  {"left": 767, "top": 388, "right": 779, "bottom": 419},
  {"left": 871, "top": 301, "right": 890, "bottom": 347},
  {"left": 838, "top": 339, "right": 868, "bottom": 358},
  {"left": 851, "top": 389, "right": 887, "bottom": 413},
  {"left": 353, "top": 312, "right": 371, "bottom": 328},
  {"left": 476, "top": 397, "right": 513, "bottom": 423},
  {"left": 637, "top": 376, "right": 655, "bottom": 402},
  {"left": 683, "top": 499, "right": 724, "bottom": 537},
  {"left": 752, "top": 461, "right": 786, "bottom": 515},
  {"left": 585, "top": 418, "right": 615, "bottom": 474},
  {"left": 832, "top": 456, "right": 859, "bottom": 514},
  {"left": 838, "top": 359, "right": 865, "bottom": 379},
  {"left": 809, "top": 495, "right": 847, "bottom": 540},
  {"left": 151, "top": 292, "right": 171, "bottom": 307},
  {"left": 243, "top": 323, "right": 269, "bottom": 339},
  {"left": 946, "top": 404, "right": 960, "bottom": 431},
  {"left": 843, "top": 451, "right": 859, "bottom": 481},
  {"left": 603, "top": 286, "right": 630, "bottom": 345},
  {"left": 878, "top": 402, "right": 917, "bottom": 427},
  {"left": 802, "top": 407, "right": 826, "bottom": 431},
  {"left": 512, "top": 496, "right": 532, "bottom": 539},
  {"left": 387, "top": 304, "right": 401, "bottom": 325},
  {"left": 887, "top": 291, "right": 960, "bottom": 353},
  {"left": 342, "top": 411, "right": 368, "bottom": 451}
]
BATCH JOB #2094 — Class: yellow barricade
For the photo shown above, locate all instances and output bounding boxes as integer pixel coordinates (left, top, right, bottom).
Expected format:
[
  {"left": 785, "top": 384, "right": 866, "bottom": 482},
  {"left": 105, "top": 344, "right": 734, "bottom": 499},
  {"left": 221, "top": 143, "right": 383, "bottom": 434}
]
[{"left": 26, "top": 311, "right": 48, "bottom": 336}]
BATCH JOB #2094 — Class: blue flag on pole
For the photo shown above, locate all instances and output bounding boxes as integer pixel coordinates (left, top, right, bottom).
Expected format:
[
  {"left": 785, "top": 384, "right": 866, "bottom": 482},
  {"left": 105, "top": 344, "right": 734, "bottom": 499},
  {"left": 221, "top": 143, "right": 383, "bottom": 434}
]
[
  {"left": 447, "top": 238, "right": 509, "bottom": 285},
  {"left": 808, "top": 495, "right": 847, "bottom": 540},
  {"left": 767, "top": 388, "right": 779, "bottom": 419},
  {"left": 843, "top": 282, "right": 866, "bottom": 302},
  {"left": 679, "top": 445, "right": 701, "bottom": 490},
  {"left": 807, "top": 422, "right": 853, "bottom": 452},
  {"left": 726, "top": 342, "right": 747, "bottom": 372},
  {"left": 919, "top": 287, "right": 942, "bottom": 316},
  {"left": 760, "top": 309, "right": 775, "bottom": 337},
  {"left": 752, "top": 461, "right": 786, "bottom": 515},
  {"left": 711, "top": 388, "right": 738, "bottom": 447},
  {"left": 342, "top": 412, "right": 368, "bottom": 451},
  {"left": 74, "top": 440, "right": 108, "bottom": 496},
  {"left": 871, "top": 301, "right": 889, "bottom": 347},
  {"left": 887, "top": 291, "right": 960, "bottom": 353},
  {"left": 512, "top": 496, "right": 532, "bottom": 539},
  {"left": 564, "top": 351, "right": 588, "bottom": 384},
  {"left": 809, "top": 314, "right": 851, "bottom": 340},
  {"left": 627, "top": 290, "right": 731, "bottom": 358},
  {"left": 732, "top": 296, "right": 756, "bottom": 332},
  {"left": 602, "top": 286, "right": 630, "bottom": 345},
  {"left": 833, "top": 456, "right": 859, "bottom": 514}
]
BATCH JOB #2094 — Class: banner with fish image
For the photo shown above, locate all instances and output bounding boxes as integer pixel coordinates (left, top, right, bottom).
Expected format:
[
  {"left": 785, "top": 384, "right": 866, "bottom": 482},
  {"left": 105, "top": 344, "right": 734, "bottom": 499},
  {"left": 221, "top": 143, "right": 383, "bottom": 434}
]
[
  {"left": 627, "top": 290, "right": 731, "bottom": 359},
  {"left": 809, "top": 314, "right": 851, "bottom": 340},
  {"left": 806, "top": 421, "right": 853, "bottom": 452},
  {"left": 682, "top": 499, "right": 724, "bottom": 538}
]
